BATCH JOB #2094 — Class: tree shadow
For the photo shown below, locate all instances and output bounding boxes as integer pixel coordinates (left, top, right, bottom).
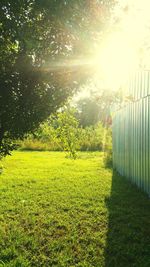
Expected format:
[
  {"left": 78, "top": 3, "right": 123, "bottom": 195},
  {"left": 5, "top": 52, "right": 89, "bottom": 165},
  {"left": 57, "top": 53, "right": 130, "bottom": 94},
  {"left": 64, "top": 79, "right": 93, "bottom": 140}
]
[{"left": 105, "top": 170, "right": 150, "bottom": 267}]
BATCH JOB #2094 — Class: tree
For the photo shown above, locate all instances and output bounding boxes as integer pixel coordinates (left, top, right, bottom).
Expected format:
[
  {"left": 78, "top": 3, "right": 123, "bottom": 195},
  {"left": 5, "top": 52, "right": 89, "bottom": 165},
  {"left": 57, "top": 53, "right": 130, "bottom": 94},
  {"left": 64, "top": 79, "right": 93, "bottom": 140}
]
[
  {"left": 75, "top": 97, "right": 101, "bottom": 127},
  {"left": 0, "top": 0, "right": 116, "bottom": 157},
  {"left": 72, "top": 86, "right": 122, "bottom": 128},
  {"left": 56, "top": 109, "right": 80, "bottom": 159}
]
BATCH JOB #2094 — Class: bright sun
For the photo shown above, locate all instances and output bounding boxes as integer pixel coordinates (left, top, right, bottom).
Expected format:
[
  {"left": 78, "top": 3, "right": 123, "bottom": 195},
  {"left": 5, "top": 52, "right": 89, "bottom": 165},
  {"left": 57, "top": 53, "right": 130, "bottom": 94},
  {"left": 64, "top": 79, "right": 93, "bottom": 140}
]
[
  {"left": 94, "top": 32, "right": 138, "bottom": 90},
  {"left": 93, "top": 0, "right": 150, "bottom": 90}
]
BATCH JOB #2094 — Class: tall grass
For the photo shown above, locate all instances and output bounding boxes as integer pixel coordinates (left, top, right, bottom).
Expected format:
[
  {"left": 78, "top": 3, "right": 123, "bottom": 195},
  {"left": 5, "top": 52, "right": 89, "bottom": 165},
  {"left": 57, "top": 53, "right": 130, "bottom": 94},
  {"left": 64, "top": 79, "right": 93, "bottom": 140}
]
[{"left": 19, "top": 138, "right": 62, "bottom": 151}]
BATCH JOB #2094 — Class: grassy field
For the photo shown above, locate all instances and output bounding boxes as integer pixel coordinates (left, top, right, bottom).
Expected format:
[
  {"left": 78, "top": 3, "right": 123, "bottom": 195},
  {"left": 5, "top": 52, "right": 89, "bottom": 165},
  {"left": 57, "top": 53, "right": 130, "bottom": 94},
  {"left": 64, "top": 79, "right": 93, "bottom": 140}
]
[{"left": 0, "top": 152, "right": 150, "bottom": 267}]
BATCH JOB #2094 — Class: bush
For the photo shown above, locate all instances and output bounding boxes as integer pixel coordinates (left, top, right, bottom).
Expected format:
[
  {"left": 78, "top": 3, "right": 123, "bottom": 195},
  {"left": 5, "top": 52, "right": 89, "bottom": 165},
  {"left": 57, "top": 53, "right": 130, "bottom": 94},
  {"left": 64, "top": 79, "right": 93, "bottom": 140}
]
[
  {"left": 19, "top": 112, "right": 112, "bottom": 155},
  {"left": 79, "top": 123, "right": 105, "bottom": 151},
  {"left": 19, "top": 138, "right": 62, "bottom": 152}
]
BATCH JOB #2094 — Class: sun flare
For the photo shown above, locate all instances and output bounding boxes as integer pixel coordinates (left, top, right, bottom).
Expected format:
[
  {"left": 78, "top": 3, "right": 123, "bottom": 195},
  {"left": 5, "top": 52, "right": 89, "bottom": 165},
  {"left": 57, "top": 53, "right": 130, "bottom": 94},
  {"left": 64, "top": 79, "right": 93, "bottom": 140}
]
[
  {"left": 93, "top": 0, "right": 150, "bottom": 90},
  {"left": 94, "top": 32, "right": 138, "bottom": 89}
]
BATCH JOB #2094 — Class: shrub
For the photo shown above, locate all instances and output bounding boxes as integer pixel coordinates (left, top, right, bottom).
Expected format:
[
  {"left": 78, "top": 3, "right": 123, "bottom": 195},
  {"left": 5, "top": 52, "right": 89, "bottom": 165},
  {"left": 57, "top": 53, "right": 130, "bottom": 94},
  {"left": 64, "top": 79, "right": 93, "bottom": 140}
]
[{"left": 19, "top": 112, "right": 112, "bottom": 155}]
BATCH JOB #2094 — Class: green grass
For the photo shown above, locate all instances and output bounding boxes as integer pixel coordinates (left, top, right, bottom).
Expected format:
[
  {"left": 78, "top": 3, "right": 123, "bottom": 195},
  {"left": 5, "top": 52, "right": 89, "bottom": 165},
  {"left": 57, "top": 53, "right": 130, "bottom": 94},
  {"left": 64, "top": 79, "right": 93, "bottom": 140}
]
[{"left": 0, "top": 152, "right": 150, "bottom": 267}]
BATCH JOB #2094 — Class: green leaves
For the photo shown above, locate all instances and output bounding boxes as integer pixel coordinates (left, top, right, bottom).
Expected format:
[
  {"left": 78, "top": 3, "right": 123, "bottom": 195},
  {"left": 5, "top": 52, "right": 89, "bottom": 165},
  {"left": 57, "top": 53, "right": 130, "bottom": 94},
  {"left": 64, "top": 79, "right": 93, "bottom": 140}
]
[
  {"left": 0, "top": 0, "right": 116, "bottom": 157},
  {"left": 56, "top": 109, "right": 80, "bottom": 159}
]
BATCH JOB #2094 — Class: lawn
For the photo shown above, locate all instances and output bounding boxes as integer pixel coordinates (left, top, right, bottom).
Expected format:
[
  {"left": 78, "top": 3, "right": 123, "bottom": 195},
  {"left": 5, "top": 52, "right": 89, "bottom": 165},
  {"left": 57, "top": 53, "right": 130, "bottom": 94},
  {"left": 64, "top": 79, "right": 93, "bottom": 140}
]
[{"left": 0, "top": 152, "right": 150, "bottom": 267}]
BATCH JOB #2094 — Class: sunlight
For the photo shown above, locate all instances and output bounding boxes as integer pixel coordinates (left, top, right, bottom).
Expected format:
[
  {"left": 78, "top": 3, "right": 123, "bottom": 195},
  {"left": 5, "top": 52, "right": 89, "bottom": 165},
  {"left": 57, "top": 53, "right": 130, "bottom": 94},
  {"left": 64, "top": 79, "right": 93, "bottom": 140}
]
[
  {"left": 41, "top": 0, "right": 150, "bottom": 94},
  {"left": 94, "top": 32, "right": 138, "bottom": 90},
  {"left": 93, "top": 0, "right": 150, "bottom": 90}
]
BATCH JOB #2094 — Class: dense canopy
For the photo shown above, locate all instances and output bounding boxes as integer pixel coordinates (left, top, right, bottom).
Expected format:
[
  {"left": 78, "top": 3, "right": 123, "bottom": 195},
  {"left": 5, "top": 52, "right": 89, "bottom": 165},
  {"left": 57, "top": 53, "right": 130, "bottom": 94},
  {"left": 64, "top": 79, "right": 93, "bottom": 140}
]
[{"left": 0, "top": 0, "right": 116, "bottom": 156}]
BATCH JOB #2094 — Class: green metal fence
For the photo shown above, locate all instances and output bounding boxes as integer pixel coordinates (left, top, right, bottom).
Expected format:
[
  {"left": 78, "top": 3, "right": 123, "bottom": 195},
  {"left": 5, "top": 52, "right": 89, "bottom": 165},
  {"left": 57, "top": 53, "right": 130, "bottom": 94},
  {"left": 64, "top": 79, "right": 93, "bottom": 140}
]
[{"left": 112, "top": 71, "right": 150, "bottom": 195}]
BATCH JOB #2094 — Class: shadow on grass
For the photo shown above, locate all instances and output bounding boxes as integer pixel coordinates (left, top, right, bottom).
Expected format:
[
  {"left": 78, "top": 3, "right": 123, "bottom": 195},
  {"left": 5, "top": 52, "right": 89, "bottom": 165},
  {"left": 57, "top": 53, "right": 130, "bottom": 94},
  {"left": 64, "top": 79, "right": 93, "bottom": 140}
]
[{"left": 105, "top": 170, "right": 150, "bottom": 267}]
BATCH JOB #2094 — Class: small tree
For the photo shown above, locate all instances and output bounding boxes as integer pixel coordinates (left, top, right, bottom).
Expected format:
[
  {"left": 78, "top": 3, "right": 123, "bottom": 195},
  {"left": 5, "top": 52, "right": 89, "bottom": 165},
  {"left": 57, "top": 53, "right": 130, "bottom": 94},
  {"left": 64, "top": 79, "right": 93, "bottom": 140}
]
[{"left": 56, "top": 109, "right": 80, "bottom": 159}]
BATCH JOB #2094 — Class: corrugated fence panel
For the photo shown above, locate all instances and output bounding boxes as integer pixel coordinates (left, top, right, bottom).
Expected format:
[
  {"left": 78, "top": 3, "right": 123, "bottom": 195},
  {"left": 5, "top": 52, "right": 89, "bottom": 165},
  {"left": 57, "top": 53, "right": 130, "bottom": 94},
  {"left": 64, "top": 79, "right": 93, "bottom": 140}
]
[{"left": 112, "top": 70, "right": 150, "bottom": 196}]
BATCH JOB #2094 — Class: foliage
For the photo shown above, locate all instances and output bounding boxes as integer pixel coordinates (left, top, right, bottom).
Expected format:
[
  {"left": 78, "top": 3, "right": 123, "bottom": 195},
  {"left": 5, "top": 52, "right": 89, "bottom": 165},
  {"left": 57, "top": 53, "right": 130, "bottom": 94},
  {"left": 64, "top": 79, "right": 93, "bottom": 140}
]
[
  {"left": 56, "top": 109, "right": 80, "bottom": 159},
  {"left": 19, "top": 137, "right": 61, "bottom": 152},
  {"left": 79, "top": 123, "right": 105, "bottom": 151},
  {"left": 1, "top": 151, "right": 150, "bottom": 266},
  {"left": 75, "top": 96, "right": 101, "bottom": 127},
  {"left": 19, "top": 112, "right": 112, "bottom": 153},
  {"left": 0, "top": 135, "right": 17, "bottom": 158},
  {"left": 103, "top": 128, "right": 113, "bottom": 168},
  {"left": 72, "top": 87, "right": 124, "bottom": 128},
  {"left": 0, "top": 0, "right": 116, "bottom": 157}
]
